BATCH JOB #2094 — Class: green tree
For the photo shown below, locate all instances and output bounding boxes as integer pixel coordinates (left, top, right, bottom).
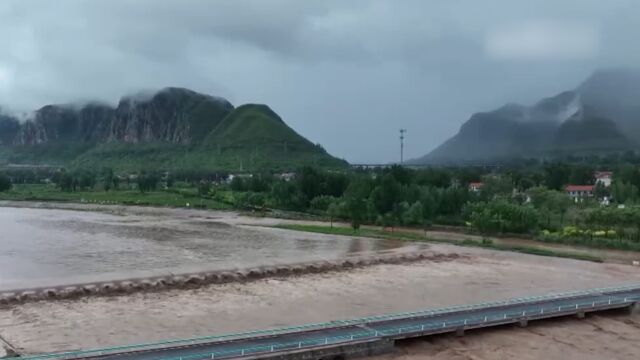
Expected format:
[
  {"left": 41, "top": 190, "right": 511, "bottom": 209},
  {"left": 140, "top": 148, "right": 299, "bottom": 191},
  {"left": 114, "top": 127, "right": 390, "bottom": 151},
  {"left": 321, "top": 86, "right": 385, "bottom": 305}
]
[
  {"left": 414, "top": 169, "right": 452, "bottom": 188},
  {"left": 467, "top": 200, "right": 540, "bottom": 234},
  {"left": 569, "top": 165, "right": 594, "bottom": 185},
  {"left": 344, "top": 177, "right": 372, "bottom": 232},
  {"left": 544, "top": 163, "right": 571, "bottom": 190},
  {"left": 611, "top": 181, "right": 639, "bottom": 204},
  {"left": 327, "top": 201, "right": 341, "bottom": 228},
  {"left": 101, "top": 168, "right": 114, "bottom": 192},
  {"left": 73, "top": 170, "right": 96, "bottom": 190},
  {"left": 387, "top": 165, "right": 412, "bottom": 185},
  {"left": 372, "top": 173, "right": 401, "bottom": 214},
  {"left": 54, "top": 171, "right": 75, "bottom": 192},
  {"left": 112, "top": 176, "right": 120, "bottom": 191},
  {"left": 165, "top": 173, "right": 174, "bottom": 189},
  {"left": 0, "top": 173, "right": 11, "bottom": 192},
  {"left": 438, "top": 186, "right": 471, "bottom": 217},
  {"left": 198, "top": 181, "right": 211, "bottom": 196},
  {"left": 310, "top": 195, "right": 335, "bottom": 212},
  {"left": 549, "top": 191, "right": 571, "bottom": 226},
  {"left": 297, "top": 166, "right": 323, "bottom": 201},
  {"left": 528, "top": 186, "right": 572, "bottom": 228},
  {"left": 248, "top": 174, "right": 271, "bottom": 192},
  {"left": 324, "top": 173, "right": 349, "bottom": 197},
  {"left": 137, "top": 172, "right": 159, "bottom": 193},
  {"left": 419, "top": 187, "right": 439, "bottom": 222},
  {"left": 403, "top": 201, "right": 424, "bottom": 225},
  {"left": 615, "top": 165, "right": 640, "bottom": 188},
  {"left": 271, "top": 180, "right": 299, "bottom": 209},
  {"left": 480, "top": 175, "right": 513, "bottom": 200},
  {"left": 230, "top": 176, "right": 247, "bottom": 191}
]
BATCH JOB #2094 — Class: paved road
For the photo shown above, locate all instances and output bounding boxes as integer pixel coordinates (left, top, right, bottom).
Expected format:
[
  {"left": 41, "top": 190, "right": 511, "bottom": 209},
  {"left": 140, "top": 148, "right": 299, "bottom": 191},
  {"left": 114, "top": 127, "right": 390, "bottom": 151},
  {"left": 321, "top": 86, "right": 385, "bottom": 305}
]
[{"left": 22, "top": 286, "right": 640, "bottom": 360}]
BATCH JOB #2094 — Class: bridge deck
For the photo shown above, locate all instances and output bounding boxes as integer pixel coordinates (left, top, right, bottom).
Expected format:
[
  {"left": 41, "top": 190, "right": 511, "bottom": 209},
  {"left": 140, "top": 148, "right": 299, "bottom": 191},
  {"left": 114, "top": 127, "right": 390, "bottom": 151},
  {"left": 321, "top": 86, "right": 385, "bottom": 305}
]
[{"left": 20, "top": 285, "right": 640, "bottom": 360}]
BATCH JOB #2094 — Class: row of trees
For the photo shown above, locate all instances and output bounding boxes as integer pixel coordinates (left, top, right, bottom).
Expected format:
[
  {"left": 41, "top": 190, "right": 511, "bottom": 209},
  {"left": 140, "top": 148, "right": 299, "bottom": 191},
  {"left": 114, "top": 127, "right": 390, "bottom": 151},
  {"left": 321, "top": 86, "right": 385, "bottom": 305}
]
[
  {"left": 233, "top": 166, "right": 476, "bottom": 229},
  {"left": 219, "top": 164, "right": 597, "bottom": 233},
  {"left": 584, "top": 207, "right": 640, "bottom": 241},
  {"left": 9, "top": 162, "right": 640, "bottom": 239},
  {"left": 52, "top": 168, "right": 162, "bottom": 193}
]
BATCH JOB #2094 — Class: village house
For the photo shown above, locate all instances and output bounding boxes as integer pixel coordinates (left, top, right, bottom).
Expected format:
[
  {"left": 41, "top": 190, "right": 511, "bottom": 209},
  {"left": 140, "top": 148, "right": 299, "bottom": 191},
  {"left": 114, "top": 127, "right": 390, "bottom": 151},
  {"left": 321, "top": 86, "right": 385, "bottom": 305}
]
[
  {"left": 278, "top": 172, "right": 296, "bottom": 182},
  {"left": 468, "top": 182, "right": 483, "bottom": 192},
  {"left": 565, "top": 185, "right": 595, "bottom": 200},
  {"left": 226, "top": 173, "right": 253, "bottom": 184},
  {"left": 594, "top": 171, "right": 613, "bottom": 187}
]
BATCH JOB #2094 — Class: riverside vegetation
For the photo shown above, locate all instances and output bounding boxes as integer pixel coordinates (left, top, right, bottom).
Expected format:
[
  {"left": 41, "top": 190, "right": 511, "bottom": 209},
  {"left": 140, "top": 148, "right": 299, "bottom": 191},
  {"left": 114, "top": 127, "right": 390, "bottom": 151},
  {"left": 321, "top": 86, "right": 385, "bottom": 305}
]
[{"left": 2, "top": 162, "right": 640, "bottom": 257}]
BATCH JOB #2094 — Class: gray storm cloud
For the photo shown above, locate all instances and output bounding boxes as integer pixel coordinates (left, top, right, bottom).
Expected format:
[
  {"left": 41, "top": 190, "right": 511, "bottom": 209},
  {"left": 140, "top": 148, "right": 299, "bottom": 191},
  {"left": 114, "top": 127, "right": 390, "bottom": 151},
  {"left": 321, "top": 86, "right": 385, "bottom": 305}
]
[{"left": 0, "top": 0, "right": 639, "bottom": 163}]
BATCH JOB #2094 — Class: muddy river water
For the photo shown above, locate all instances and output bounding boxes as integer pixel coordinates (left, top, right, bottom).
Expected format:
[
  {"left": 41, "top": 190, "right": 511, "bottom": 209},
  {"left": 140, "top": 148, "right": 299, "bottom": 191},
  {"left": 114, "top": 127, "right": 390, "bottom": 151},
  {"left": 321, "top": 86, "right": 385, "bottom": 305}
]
[{"left": 0, "top": 206, "right": 422, "bottom": 290}]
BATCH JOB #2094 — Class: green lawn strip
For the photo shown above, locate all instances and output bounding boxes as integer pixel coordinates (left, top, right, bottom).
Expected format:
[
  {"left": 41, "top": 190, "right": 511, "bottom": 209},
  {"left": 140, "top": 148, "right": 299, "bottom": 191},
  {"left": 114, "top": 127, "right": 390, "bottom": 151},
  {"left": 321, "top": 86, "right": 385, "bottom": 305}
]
[
  {"left": 0, "top": 184, "right": 231, "bottom": 210},
  {"left": 274, "top": 224, "right": 603, "bottom": 263}
]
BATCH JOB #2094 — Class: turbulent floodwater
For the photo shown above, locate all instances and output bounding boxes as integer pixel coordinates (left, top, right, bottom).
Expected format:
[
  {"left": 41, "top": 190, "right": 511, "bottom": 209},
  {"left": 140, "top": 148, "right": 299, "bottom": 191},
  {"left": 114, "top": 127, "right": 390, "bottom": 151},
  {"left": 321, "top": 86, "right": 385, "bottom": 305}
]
[{"left": 0, "top": 206, "right": 418, "bottom": 289}]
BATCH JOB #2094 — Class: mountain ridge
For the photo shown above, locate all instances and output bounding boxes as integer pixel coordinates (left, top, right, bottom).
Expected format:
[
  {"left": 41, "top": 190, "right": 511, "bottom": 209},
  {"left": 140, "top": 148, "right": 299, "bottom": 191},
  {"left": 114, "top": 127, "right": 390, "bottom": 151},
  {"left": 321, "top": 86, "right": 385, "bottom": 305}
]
[
  {"left": 0, "top": 88, "right": 346, "bottom": 171},
  {"left": 411, "top": 68, "right": 640, "bottom": 164}
]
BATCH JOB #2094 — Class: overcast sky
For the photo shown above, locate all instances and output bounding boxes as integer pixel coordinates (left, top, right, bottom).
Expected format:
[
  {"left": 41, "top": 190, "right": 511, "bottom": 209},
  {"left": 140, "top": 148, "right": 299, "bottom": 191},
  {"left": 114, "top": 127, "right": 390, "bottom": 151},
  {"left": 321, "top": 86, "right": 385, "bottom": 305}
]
[{"left": 1, "top": 1, "right": 639, "bottom": 163}]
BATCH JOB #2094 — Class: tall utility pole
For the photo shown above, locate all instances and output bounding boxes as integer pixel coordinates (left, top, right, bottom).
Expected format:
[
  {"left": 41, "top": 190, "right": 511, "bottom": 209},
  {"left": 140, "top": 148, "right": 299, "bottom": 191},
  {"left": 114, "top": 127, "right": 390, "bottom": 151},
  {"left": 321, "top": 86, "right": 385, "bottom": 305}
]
[{"left": 399, "top": 129, "right": 406, "bottom": 164}]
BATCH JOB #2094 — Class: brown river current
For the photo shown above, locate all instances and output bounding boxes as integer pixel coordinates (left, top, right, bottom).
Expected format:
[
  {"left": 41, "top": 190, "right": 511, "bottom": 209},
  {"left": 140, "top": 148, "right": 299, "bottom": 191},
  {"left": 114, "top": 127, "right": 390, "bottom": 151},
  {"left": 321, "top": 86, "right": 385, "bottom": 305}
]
[{"left": 0, "top": 206, "right": 422, "bottom": 290}]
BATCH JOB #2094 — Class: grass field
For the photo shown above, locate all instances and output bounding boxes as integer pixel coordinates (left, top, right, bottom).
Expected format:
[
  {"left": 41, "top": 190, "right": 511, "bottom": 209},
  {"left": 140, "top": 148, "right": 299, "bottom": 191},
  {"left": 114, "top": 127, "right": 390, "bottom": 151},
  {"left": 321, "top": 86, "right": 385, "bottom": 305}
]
[
  {"left": 0, "top": 184, "right": 232, "bottom": 210},
  {"left": 275, "top": 224, "right": 603, "bottom": 263}
]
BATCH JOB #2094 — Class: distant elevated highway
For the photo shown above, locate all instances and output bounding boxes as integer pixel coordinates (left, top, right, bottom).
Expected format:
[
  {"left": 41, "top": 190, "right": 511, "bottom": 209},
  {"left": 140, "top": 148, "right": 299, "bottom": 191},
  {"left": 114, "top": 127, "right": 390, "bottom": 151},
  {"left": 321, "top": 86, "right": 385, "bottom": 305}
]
[{"left": 19, "top": 284, "right": 640, "bottom": 360}]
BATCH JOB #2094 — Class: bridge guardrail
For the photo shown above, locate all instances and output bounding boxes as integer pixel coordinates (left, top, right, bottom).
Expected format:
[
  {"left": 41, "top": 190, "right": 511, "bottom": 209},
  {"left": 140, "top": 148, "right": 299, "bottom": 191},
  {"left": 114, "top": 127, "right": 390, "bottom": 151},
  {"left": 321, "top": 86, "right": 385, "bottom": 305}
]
[
  {"left": 152, "top": 294, "right": 640, "bottom": 360},
  {"left": 18, "top": 284, "right": 640, "bottom": 360}
]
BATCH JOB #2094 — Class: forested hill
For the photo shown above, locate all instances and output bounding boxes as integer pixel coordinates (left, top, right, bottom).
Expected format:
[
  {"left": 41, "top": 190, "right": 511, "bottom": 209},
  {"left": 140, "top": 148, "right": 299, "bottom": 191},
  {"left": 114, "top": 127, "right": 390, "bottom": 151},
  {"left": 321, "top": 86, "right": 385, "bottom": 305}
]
[{"left": 0, "top": 88, "right": 347, "bottom": 171}]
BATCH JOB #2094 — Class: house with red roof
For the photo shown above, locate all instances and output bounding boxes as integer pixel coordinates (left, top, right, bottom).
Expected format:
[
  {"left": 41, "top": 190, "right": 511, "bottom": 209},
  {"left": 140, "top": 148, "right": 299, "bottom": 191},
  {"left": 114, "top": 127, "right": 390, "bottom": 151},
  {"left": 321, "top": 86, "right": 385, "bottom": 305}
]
[
  {"left": 565, "top": 185, "right": 595, "bottom": 200},
  {"left": 468, "top": 182, "right": 483, "bottom": 192}
]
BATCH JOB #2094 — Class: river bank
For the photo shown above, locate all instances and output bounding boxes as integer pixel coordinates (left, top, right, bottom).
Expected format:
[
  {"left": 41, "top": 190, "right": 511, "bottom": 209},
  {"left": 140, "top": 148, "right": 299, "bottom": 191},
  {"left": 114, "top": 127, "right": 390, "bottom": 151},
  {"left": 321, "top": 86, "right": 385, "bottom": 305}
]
[{"left": 2, "top": 200, "right": 639, "bottom": 266}]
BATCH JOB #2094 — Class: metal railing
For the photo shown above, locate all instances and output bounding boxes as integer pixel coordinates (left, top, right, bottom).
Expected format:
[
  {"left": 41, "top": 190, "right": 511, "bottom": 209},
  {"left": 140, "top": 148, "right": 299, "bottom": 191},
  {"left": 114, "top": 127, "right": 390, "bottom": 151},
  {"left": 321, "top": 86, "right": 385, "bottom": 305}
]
[
  {"left": 18, "top": 283, "right": 640, "bottom": 360},
  {"left": 150, "top": 295, "right": 640, "bottom": 360}
]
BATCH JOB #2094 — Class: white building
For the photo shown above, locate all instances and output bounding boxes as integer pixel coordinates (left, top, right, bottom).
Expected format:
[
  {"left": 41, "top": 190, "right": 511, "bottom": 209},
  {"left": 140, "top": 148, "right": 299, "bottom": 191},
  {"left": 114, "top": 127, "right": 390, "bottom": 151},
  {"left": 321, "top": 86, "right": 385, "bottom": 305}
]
[
  {"left": 595, "top": 171, "right": 613, "bottom": 187},
  {"left": 565, "top": 185, "right": 595, "bottom": 201}
]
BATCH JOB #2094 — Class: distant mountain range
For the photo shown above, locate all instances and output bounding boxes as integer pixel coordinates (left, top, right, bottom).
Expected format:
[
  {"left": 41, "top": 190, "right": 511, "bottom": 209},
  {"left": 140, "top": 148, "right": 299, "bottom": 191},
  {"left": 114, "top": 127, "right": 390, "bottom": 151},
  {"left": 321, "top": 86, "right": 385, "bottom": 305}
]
[
  {"left": 0, "top": 88, "right": 346, "bottom": 171},
  {"left": 410, "top": 68, "right": 640, "bottom": 164}
]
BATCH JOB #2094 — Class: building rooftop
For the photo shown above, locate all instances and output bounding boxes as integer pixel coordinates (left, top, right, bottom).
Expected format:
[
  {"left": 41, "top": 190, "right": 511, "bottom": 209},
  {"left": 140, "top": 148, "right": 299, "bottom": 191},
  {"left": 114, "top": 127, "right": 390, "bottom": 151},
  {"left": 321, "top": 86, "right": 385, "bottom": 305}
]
[{"left": 565, "top": 185, "right": 595, "bottom": 192}]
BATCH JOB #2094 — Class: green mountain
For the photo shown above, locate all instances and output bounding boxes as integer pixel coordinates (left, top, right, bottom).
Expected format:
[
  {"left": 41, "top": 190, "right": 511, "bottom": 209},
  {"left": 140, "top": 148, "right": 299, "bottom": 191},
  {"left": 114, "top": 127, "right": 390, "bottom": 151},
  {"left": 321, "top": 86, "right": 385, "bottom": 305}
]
[
  {"left": 204, "top": 104, "right": 317, "bottom": 148},
  {"left": 0, "top": 88, "right": 346, "bottom": 172},
  {"left": 411, "top": 69, "right": 640, "bottom": 164}
]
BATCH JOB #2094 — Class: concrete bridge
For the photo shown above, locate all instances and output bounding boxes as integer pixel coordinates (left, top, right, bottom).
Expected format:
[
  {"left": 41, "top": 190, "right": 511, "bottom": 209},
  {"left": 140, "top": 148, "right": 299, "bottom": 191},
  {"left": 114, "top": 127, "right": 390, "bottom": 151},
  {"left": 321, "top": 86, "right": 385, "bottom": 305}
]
[{"left": 16, "top": 284, "right": 640, "bottom": 360}]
